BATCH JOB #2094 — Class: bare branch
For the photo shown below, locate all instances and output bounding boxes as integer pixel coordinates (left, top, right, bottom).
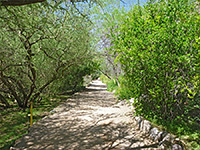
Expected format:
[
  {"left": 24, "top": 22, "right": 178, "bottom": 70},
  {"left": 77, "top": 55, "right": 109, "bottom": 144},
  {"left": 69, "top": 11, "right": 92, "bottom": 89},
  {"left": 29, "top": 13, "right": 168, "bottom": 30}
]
[
  {"left": 41, "top": 48, "right": 57, "bottom": 61},
  {"left": 1, "top": 63, "right": 24, "bottom": 72}
]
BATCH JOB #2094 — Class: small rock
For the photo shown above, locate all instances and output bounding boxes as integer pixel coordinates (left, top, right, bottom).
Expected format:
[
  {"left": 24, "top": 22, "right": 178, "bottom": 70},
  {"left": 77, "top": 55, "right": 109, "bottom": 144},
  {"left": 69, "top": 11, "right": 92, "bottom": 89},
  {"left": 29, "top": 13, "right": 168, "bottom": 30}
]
[
  {"left": 142, "top": 120, "right": 152, "bottom": 134},
  {"left": 171, "top": 144, "right": 183, "bottom": 150},
  {"left": 140, "top": 120, "right": 144, "bottom": 130},
  {"left": 134, "top": 116, "right": 143, "bottom": 130},
  {"left": 159, "top": 133, "right": 174, "bottom": 148},
  {"left": 155, "top": 131, "right": 168, "bottom": 142},
  {"left": 150, "top": 127, "right": 159, "bottom": 140}
]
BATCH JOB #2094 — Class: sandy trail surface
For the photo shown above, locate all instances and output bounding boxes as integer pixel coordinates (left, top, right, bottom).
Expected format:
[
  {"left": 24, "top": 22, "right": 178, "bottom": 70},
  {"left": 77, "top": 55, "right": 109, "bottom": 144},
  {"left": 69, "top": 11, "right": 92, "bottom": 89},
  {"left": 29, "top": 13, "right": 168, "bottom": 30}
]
[{"left": 11, "top": 80, "right": 160, "bottom": 150}]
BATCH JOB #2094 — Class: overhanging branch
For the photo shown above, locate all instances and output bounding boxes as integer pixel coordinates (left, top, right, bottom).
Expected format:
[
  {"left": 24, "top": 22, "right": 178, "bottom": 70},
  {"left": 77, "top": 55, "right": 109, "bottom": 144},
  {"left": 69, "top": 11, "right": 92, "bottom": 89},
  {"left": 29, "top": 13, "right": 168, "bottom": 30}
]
[
  {"left": 0, "top": 0, "right": 95, "bottom": 6},
  {"left": 0, "top": 0, "right": 46, "bottom": 6}
]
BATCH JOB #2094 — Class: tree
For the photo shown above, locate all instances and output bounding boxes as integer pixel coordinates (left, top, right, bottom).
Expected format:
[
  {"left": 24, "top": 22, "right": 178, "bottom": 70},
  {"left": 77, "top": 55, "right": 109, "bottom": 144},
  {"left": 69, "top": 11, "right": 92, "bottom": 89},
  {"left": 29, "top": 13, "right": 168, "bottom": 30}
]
[
  {"left": 109, "top": 0, "right": 200, "bottom": 124},
  {"left": 0, "top": 2, "right": 97, "bottom": 109},
  {"left": 91, "top": 0, "right": 129, "bottom": 86}
]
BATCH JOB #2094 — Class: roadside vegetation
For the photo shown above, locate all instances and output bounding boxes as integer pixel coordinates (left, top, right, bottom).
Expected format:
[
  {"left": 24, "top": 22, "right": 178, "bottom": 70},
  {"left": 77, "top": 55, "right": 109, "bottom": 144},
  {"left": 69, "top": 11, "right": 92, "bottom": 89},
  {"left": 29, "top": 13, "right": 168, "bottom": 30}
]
[
  {"left": 0, "top": 95, "right": 71, "bottom": 149},
  {"left": 98, "top": 0, "right": 200, "bottom": 149},
  {"left": 0, "top": 1, "right": 99, "bottom": 149},
  {"left": 1, "top": 0, "right": 200, "bottom": 149}
]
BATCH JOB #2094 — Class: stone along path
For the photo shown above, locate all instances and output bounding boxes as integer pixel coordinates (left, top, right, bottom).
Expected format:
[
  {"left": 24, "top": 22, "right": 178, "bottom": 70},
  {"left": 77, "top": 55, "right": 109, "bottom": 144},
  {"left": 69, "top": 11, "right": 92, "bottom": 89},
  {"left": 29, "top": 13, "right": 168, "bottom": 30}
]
[{"left": 11, "top": 80, "right": 160, "bottom": 150}]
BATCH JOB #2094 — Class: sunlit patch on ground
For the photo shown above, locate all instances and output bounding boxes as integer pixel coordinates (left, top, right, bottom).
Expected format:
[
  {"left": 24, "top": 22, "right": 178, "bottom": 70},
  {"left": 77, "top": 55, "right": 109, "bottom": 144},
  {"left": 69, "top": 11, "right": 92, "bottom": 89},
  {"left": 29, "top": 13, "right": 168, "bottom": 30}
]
[{"left": 11, "top": 80, "right": 159, "bottom": 150}]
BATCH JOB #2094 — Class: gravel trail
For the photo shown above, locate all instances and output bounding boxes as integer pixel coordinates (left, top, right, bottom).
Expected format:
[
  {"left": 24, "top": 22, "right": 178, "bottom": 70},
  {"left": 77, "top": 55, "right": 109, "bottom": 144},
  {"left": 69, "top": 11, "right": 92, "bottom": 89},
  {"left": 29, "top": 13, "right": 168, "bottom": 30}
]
[{"left": 11, "top": 80, "right": 160, "bottom": 150}]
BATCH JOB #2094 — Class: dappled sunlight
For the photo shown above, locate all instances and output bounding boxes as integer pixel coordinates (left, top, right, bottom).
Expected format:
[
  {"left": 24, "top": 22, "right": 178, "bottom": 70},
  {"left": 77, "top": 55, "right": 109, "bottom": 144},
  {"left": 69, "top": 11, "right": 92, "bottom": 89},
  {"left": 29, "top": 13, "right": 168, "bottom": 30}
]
[{"left": 12, "top": 81, "right": 159, "bottom": 150}]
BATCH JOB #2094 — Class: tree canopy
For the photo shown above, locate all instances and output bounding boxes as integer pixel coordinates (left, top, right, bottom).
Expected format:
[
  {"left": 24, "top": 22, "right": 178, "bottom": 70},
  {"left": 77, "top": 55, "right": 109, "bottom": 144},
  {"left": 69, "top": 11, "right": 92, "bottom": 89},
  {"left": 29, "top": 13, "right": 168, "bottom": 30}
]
[{"left": 0, "top": 1, "right": 98, "bottom": 109}]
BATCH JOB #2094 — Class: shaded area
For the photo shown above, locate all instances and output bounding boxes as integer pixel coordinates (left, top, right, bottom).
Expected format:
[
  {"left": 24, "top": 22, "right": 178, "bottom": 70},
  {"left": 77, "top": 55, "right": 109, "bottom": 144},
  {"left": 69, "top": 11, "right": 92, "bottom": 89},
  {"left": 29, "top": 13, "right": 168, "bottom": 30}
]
[
  {"left": 13, "top": 118, "right": 158, "bottom": 150},
  {"left": 12, "top": 80, "right": 159, "bottom": 150},
  {"left": 0, "top": 94, "right": 71, "bottom": 150}
]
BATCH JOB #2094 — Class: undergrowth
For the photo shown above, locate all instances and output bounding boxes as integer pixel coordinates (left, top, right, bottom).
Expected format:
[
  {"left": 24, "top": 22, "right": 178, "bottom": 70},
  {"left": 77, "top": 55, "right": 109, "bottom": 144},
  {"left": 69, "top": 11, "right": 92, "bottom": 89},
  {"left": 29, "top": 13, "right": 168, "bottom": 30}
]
[
  {"left": 100, "top": 75, "right": 118, "bottom": 92},
  {"left": 101, "top": 74, "right": 200, "bottom": 149},
  {"left": 0, "top": 95, "right": 71, "bottom": 150}
]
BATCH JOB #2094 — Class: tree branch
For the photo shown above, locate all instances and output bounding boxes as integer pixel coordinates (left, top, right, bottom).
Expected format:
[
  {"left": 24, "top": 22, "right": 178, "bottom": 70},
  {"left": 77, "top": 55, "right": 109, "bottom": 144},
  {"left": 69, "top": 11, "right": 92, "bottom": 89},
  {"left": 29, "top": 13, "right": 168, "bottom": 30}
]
[
  {"left": 0, "top": 74, "right": 23, "bottom": 107},
  {"left": 99, "top": 69, "right": 112, "bottom": 79},
  {"left": 0, "top": 0, "right": 96, "bottom": 6},
  {"left": 0, "top": 93, "right": 10, "bottom": 108},
  {"left": 0, "top": 63, "right": 24, "bottom": 72},
  {"left": 31, "top": 74, "right": 57, "bottom": 102},
  {"left": 0, "top": 0, "right": 46, "bottom": 6}
]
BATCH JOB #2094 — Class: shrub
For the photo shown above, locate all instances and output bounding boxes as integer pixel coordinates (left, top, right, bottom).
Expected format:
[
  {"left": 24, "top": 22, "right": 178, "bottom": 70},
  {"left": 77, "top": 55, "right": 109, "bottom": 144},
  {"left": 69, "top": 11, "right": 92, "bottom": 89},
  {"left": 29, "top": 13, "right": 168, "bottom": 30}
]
[
  {"left": 109, "top": 0, "right": 200, "bottom": 148},
  {"left": 100, "top": 75, "right": 118, "bottom": 92}
]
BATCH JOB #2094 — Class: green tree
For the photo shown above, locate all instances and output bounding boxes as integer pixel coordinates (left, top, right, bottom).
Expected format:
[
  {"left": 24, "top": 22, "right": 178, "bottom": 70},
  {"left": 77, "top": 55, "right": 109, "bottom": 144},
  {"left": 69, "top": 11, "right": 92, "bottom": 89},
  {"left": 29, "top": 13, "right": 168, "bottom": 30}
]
[
  {"left": 0, "top": 2, "right": 97, "bottom": 109},
  {"left": 109, "top": 0, "right": 200, "bottom": 124},
  {"left": 91, "top": 0, "right": 130, "bottom": 86}
]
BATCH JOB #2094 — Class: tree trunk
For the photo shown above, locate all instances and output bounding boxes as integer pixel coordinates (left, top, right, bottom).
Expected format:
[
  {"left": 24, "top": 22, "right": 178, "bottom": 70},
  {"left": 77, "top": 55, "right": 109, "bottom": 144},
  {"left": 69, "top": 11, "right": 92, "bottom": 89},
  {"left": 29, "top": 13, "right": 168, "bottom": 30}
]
[
  {"left": 30, "top": 75, "right": 57, "bottom": 104},
  {"left": 0, "top": 76, "right": 23, "bottom": 107},
  {"left": 0, "top": 93, "right": 10, "bottom": 108},
  {"left": 107, "top": 58, "right": 120, "bottom": 87}
]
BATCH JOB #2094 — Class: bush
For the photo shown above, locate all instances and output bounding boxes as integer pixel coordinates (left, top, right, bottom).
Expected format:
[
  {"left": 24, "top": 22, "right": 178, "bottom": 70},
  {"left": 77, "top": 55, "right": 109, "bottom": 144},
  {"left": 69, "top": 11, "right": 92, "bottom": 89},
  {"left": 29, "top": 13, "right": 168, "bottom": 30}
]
[
  {"left": 100, "top": 74, "right": 110, "bottom": 84},
  {"left": 108, "top": 0, "right": 200, "bottom": 148},
  {"left": 114, "top": 78, "right": 131, "bottom": 99},
  {"left": 100, "top": 75, "right": 118, "bottom": 92}
]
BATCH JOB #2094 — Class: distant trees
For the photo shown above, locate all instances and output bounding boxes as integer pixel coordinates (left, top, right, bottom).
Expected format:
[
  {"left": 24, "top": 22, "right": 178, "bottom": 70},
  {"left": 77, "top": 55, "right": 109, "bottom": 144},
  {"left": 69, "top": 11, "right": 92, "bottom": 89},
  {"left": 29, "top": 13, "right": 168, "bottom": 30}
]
[
  {"left": 0, "top": 2, "right": 98, "bottom": 109},
  {"left": 91, "top": 0, "right": 127, "bottom": 85}
]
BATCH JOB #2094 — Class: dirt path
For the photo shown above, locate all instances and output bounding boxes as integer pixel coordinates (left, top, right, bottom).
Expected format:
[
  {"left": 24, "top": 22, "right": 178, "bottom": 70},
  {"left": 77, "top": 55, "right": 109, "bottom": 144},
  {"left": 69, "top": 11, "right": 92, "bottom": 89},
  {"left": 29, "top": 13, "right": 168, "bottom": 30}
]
[{"left": 11, "top": 80, "right": 160, "bottom": 150}]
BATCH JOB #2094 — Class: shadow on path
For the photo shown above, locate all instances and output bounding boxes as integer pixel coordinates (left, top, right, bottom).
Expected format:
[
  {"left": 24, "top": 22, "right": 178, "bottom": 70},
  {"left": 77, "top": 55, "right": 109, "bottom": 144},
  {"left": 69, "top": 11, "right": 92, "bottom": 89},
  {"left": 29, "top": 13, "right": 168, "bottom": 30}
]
[{"left": 12, "top": 80, "right": 159, "bottom": 150}]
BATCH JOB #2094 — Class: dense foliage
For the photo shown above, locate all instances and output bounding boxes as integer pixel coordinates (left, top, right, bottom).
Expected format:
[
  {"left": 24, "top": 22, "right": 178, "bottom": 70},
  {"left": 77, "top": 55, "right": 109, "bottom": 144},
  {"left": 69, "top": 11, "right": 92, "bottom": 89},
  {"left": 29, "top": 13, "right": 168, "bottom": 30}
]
[
  {"left": 0, "top": 2, "right": 98, "bottom": 110},
  {"left": 106, "top": 0, "right": 200, "bottom": 148},
  {"left": 1, "top": 0, "right": 200, "bottom": 149}
]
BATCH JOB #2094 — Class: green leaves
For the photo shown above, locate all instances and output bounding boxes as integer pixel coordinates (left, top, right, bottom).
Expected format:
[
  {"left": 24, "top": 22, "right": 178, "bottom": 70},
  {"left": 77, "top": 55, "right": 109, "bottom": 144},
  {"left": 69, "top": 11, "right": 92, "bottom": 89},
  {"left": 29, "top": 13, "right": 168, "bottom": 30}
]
[
  {"left": 108, "top": 0, "right": 200, "bottom": 141},
  {"left": 0, "top": 1, "right": 97, "bottom": 108}
]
